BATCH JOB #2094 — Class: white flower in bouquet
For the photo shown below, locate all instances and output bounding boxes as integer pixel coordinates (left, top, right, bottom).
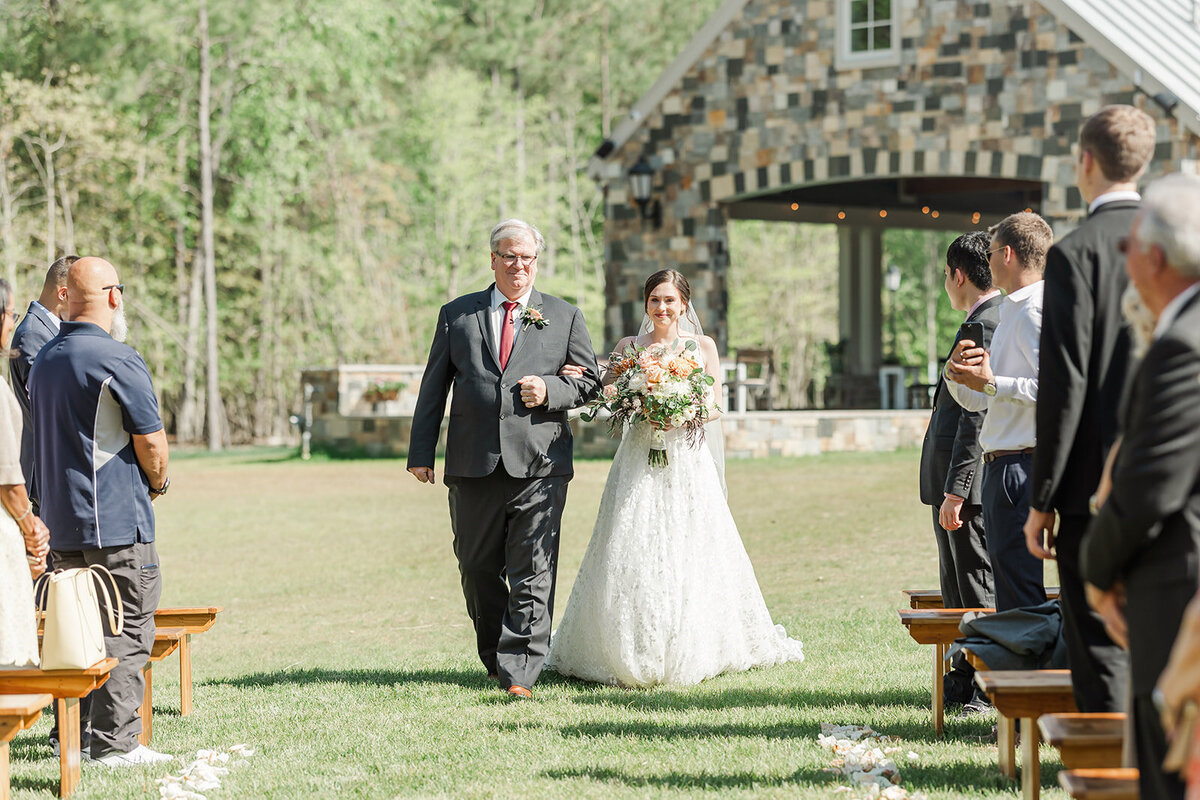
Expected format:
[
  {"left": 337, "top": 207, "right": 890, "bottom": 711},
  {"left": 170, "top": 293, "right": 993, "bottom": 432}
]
[{"left": 626, "top": 372, "right": 647, "bottom": 392}]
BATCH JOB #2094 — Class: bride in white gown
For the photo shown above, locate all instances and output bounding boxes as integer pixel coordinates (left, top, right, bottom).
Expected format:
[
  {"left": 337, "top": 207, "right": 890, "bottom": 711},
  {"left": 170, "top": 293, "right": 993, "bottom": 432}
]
[{"left": 546, "top": 269, "right": 804, "bottom": 687}]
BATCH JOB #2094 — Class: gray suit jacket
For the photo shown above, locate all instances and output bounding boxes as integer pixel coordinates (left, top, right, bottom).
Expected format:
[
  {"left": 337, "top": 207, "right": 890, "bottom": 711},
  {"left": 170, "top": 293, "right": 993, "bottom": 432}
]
[
  {"left": 918, "top": 294, "right": 1002, "bottom": 507},
  {"left": 407, "top": 286, "right": 601, "bottom": 479},
  {"left": 10, "top": 301, "right": 58, "bottom": 498}
]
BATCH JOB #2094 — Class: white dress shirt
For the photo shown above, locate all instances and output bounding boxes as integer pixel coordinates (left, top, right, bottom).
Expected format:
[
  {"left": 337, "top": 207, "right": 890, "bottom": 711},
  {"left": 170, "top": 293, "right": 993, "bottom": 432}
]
[
  {"left": 946, "top": 281, "right": 1044, "bottom": 453},
  {"left": 490, "top": 286, "right": 533, "bottom": 350},
  {"left": 32, "top": 300, "right": 61, "bottom": 332},
  {"left": 1087, "top": 190, "right": 1140, "bottom": 215},
  {"left": 1153, "top": 282, "right": 1200, "bottom": 340}
]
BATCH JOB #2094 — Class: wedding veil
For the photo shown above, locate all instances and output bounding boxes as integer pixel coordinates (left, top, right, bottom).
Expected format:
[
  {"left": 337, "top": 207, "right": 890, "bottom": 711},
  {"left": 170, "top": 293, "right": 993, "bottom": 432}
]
[{"left": 638, "top": 305, "right": 727, "bottom": 496}]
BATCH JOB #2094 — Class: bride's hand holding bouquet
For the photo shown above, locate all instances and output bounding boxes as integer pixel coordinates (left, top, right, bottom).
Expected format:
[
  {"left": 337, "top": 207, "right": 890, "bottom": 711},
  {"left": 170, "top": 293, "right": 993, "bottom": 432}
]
[{"left": 582, "top": 339, "right": 718, "bottom": 466}]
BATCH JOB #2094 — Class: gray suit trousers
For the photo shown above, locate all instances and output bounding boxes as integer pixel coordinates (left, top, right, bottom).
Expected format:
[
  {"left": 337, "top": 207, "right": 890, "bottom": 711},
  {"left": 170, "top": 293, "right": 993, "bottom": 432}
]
[
  {"left": 447, "top": 462, "right": 568, "bottom": 690},
  {"left": 50, "top": 541, "right": 162, "bottom": 757}
]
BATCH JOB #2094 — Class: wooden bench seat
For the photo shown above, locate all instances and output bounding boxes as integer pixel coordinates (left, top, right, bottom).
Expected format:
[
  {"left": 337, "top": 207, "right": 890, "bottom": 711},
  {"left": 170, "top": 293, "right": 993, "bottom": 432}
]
[
  {"left": 1058, "top": 767, "right": 1138, "bottom": 800},
  {"left": 901, "top": 587, "right": 1060, "bottom": 609},
  {"left": 898, "top": 607, "right": 992, "bottom": 735},
  {"left": 975, "top": 669, "right": 1078, "bottom": 800},
  {"left": 1038, "top": 713, "right": 1125, "bottom": 770},
  {"left": 0, "top": 693, "right": 53, "bottom": 800},
  {"left": 154, "top": 606, "right": 221, "bottom": 716},
  {"left": 0, "top": 658, "right": 117, "bottom": 798}
]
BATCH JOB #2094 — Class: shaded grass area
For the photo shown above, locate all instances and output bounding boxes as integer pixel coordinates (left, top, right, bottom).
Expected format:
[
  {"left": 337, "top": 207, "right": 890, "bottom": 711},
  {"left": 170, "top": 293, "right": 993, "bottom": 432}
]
[{"left": 10, "top": 448, "right": 1063, "bottom": 798}]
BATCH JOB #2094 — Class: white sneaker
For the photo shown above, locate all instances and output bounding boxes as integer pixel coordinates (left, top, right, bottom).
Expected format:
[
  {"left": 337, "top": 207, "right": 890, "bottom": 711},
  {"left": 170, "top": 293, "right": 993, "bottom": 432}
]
[{"left": 94, "top": 744, "right": 174, "bottom": 767}]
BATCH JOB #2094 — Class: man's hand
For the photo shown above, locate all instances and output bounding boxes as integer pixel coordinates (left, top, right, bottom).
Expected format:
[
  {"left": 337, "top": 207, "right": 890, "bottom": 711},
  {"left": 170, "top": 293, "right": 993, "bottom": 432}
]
[
  {"left": 559, "top": 364, "right": 585, "bottom": 378},
  {"left": 939, "top": 494, "right": 965, "bottom": 531},
  {"left": 1086, "top": 582, "right": 1129, "bottom": 650},
  {"left": 408, "top": 467, "right": 436, "bottom": 484},
  {"left": 22, "top": 515, "right": 49, "bottom": 558},
  {"left": 945, "top": 341, "right": 994, "bottom": 391},
  {"left": 1024, "top": 509, "right": 1058, "bottom": 560},
  {"left": 518, "top": 376, "right": 547, "bottom": 407}
]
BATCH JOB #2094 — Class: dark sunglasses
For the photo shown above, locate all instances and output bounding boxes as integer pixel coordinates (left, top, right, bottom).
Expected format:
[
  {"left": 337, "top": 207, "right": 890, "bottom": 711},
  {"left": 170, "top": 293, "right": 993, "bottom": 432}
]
[{"left": 101, "top": 283, "right": 125, "bottom": 293}]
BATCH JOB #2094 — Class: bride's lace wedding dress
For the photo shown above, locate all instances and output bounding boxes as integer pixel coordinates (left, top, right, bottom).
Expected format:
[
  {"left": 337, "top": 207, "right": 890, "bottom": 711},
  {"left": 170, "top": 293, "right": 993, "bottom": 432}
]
[{"left": 547, "top": 387, "right": 804, "bottom": 687}]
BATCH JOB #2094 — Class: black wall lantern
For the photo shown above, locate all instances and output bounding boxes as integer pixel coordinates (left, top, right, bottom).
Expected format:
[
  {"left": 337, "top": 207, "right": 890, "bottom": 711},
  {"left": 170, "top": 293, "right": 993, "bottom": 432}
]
[{"left": 628, "top": 156, "right": 662, "bottom": 229}]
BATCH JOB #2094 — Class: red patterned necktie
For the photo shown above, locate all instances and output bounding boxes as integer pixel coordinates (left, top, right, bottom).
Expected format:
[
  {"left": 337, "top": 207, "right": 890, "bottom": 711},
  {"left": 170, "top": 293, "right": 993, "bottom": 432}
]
[{"left": 499, "top": 301, "right": 517, "bottom": 369}]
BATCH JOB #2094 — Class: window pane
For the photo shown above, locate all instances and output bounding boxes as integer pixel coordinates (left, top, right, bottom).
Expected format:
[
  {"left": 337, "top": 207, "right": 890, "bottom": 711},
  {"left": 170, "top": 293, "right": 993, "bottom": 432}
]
[
  {"left": 874, "top": 0, "right": 891, "bottom": 19},
  {"left": 873, "top": 25, "right": 891, "bottom": 50},
  {"left": 851, "top": 26, "right": 869, "bottom": 51},
  {"left": 851, "top": 0, "right": 869, "bottom": 24}
]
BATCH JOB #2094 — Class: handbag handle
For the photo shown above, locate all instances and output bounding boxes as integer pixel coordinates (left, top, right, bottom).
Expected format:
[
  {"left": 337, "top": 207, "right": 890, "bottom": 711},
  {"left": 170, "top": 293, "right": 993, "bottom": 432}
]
[
  {"left": 87, "top": 565, "right": 124, "bottom": 637},
  {"left": 33, "top": 566, "right": 125, "bottom": 637}
]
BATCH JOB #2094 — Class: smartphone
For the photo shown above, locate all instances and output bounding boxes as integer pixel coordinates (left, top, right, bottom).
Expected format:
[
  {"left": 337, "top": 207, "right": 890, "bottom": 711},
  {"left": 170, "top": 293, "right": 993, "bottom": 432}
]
[{"left": 959, "top": 321, "right": 984, "bottom": 349}]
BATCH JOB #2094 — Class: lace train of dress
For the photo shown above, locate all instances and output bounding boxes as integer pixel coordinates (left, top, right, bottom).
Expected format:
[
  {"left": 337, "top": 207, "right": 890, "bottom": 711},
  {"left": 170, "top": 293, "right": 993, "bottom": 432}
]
[
  {"left": 0, "top": 513, "right": 38, "bottom": 668},
  {"left": 547, "top": 422, "right": 803, "bottom": 687}
]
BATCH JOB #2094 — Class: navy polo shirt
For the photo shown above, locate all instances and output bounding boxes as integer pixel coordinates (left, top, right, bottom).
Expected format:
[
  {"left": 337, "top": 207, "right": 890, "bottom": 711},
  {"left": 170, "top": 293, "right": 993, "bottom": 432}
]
[{"left": 29, "top": 321, "right": 163, "bottom": 550}]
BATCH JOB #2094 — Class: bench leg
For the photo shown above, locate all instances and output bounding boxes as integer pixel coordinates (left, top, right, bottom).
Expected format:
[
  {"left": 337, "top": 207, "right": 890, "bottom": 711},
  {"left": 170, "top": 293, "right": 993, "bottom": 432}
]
[
  {"left": 1, "top": 740, "right": 10, "bottom": 800},
  {"left": 57, "top": 697, "right": 80, "bottom": 798},
  {"left": 998, "top": 714, "right": 1016, "bottom": 779},
  {"left": 139, "top": 664, "right": 152, "bottom": 746},
  {"left": 933, "top": 644, "right": 944, "bottom": 737},
  {"left": 179, "top": 634, "right": 193, "bottom": 716},
  {"left": 1021, "top": 717, "right": 1040, "bottom": 800}
]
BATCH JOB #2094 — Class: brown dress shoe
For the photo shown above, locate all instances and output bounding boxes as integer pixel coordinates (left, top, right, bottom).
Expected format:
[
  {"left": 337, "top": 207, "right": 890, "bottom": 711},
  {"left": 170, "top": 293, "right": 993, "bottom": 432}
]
[{"left": 507, "top": 685, "right": 533, "bottom": 699}]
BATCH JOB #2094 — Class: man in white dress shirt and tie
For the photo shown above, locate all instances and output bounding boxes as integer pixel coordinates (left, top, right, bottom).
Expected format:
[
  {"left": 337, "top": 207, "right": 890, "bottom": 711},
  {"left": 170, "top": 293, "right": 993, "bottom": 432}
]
[{"left": 945, "top": 212, "right": 1054, "bottom": 611}]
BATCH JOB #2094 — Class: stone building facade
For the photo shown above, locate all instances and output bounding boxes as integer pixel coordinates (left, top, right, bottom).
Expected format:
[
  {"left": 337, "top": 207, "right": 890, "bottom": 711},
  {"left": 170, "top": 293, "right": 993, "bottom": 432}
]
[{"left": 592, "top": 0, "right": 1200, "bottom": 402}]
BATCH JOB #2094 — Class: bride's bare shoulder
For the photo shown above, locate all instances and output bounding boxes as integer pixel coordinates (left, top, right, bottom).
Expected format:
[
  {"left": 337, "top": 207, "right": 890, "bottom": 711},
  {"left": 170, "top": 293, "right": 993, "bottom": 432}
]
[{"left": 612, "top": 335, "right": 638, "bottom": 354}]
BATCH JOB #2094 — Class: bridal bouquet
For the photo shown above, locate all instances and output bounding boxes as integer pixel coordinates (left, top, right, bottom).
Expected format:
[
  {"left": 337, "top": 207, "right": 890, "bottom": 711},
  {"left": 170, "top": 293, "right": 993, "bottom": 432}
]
[{"left": 581, "top": 339, "right": 718, "bottom": 466}]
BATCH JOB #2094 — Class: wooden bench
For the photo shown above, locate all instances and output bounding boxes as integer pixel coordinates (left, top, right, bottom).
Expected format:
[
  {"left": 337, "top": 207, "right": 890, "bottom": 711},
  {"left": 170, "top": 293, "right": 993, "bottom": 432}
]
[
  {"left": 1038, "top": 713, "right": 1125, "bottom": 770},
  {"left": 1058, "top": 767, "right": 1138, "bottom": 800},
  {"left": 0, "top": 658, "right": 117, "bottom": 798},
  {"left": 975, "top": 669, "right": 1078, "bottom": 800},
  {"left": 1, "top": 693, "right": 53, "bottom": 800},
  {"left": 154, "top": 606, "right": 221, "bottom": 716},
  {"left": 898, "top": 607, "right": 992, "bottom": 735},
  {"left": 901, "top": 587, "right": 1060, "bottom": 609},
  {"left": 138, "top": 627, "right": 186, "bottom": 745}
]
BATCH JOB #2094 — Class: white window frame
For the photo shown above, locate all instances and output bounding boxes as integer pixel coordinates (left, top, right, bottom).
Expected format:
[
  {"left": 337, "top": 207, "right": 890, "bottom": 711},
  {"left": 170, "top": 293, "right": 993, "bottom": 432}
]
[{"left": 836, "top": 0, "right": 901, "bottom": 70}]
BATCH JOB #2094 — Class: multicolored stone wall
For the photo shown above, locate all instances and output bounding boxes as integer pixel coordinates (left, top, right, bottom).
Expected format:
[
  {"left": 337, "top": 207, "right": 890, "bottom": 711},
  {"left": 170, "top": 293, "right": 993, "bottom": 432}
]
[{"left": 600, "top": 0, "right": 1199, "bottom": 350}]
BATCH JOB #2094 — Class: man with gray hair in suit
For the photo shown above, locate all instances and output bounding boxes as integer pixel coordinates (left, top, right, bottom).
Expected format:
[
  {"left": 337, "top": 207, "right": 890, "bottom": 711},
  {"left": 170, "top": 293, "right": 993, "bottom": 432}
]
[{"left": 408, "top": 219, "right": 601, "bottom": 699}]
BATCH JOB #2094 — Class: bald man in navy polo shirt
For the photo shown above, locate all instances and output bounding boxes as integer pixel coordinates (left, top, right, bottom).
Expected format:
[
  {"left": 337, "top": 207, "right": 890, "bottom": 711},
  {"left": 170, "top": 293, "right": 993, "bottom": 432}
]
[{"left": 29, "top": 257, "right": 173, "bottom": 767}]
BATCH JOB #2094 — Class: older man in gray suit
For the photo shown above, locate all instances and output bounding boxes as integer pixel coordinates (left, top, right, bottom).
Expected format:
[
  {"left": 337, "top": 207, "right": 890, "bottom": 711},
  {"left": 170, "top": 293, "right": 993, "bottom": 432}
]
[{"left": 408, "top": 219, "right": 601, "bottom": 699}]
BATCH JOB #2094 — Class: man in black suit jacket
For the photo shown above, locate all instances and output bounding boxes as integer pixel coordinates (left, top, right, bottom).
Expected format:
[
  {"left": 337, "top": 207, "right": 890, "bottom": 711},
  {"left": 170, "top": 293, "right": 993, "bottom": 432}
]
[
  {"left": 10, "top": 255, "right": 74, "bottom": 512},
  {"left": 1025, "top": 106, "right": 1155, "bottom": 713},
  {"left": 408, "top": 219, "right": 601, "bottom": 699},
  {"left": 919, "top": 232, "right": 1002, "bottom": 707},
  {"left": 1083, "top": 174, "right": 1200, "bottom": 800}
]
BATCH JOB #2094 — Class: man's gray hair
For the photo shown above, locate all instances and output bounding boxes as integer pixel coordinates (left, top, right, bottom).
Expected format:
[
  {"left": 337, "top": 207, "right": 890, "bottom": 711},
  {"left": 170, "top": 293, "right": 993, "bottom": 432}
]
[
  {"left": 489, "top": 219, "right": 545, "bottom": 254},
  {"left": 1138, "top": 174, "right": 1200, "bottom": 278}
]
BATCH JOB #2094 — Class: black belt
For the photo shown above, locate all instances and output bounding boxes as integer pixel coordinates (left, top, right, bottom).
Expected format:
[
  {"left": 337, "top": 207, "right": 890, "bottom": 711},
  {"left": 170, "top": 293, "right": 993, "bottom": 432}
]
[{"left": 983, "top": 447, "right": 1034, "bottom": 463}]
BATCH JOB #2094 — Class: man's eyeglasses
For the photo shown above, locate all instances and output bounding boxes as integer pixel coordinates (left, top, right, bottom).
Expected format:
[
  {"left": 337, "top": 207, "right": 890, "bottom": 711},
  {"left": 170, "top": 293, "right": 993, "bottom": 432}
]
[
  {"left": 494, "top": 253, "right": 537, "bottom": 267},
  {"left": 101, "top": 283, "right": 125, "bottom": 293},
  {"left": 5, "top": 310, "right": 17, "bottom": 324},
  {"left": 987, "top": 245, "right": 1007, "bottom": 258}
]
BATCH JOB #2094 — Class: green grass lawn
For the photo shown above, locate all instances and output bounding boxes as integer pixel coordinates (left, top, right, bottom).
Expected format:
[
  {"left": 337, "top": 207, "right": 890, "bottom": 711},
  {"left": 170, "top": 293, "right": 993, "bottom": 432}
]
[{"left": 9, "top": 448, "right": 1064, "bottom": 799}]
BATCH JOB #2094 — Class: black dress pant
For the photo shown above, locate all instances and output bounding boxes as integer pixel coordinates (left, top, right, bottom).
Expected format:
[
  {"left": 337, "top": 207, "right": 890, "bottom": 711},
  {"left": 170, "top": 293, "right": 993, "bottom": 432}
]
[
  {"left": 1055, "top": 514, "right": 1128, "bottom": 712},
  {"left": 446, "top": 462, "right": 568, "bottom": 691},
  {"left": 930, "top": 503, "right": 994, "bottom": 609},
  {"left": 981, "top": 453, "right": 1044, "bottom": 612}
]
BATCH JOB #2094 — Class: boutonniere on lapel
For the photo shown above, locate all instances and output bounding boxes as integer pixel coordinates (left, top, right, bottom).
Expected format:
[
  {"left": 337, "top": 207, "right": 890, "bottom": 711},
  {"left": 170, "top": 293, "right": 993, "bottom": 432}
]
[{"left": 519, "top": 306, "right": 549, "bottom": 330}]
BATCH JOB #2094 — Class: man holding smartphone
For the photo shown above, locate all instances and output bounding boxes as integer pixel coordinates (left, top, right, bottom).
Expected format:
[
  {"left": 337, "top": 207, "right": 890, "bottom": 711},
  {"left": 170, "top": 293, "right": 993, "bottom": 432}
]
[
  {"left": 919, "top": 231, "right": 1002, "bottom": 710},
  {"left": 945, "top": 212, "right": 1053, "bottom": 613}
]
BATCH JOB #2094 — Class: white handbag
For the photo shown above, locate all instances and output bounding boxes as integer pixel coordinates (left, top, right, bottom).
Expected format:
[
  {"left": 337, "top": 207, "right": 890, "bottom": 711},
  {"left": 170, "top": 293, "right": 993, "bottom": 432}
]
[{"left": 34, "top": 566, "right": 124, "bottom": 670}]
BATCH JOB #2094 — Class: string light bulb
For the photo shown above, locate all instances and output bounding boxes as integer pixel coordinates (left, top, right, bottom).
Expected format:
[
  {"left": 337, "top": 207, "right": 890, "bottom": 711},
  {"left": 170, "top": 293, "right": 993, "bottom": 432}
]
[
  {"left": 837, "top": 210, "right": 846, "bottom": 220},
  {"left": 879, "top": 209, "right": 888, "bottom": 218},
  {"left": 790, "top": 202, "right": 799, "bottom": 211}
]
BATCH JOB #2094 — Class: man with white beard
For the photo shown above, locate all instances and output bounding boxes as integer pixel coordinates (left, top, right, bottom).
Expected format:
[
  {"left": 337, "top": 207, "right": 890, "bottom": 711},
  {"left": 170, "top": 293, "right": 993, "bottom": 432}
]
[{"left": 29, "top": 257, "right": 172, "bottom": 766}]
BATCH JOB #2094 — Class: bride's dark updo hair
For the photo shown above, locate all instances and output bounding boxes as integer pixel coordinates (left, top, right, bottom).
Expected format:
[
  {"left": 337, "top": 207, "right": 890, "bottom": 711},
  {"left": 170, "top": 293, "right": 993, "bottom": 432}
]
[{"left": 644, "top": 269, "right": 691, "bottom": 309}]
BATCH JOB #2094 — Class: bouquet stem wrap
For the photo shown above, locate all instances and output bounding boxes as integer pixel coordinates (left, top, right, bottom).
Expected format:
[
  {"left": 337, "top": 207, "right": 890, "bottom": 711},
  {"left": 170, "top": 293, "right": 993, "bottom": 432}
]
[{"left": 649, "top": 427, "right": 668, "bottom": 467}]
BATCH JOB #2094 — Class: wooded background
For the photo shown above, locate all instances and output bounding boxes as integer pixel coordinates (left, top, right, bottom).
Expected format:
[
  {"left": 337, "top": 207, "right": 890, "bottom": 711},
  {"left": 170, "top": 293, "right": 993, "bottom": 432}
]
[{"left": 0, "top": 0, "right": 963, "bottom": 446}]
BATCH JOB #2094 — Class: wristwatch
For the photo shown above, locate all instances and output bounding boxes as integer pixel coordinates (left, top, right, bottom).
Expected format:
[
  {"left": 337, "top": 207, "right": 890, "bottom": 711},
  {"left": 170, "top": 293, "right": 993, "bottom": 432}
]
[
  {"left": 983, "top": 380, "right": 998, "bottom": 397},
  {"left": 149, "top": 476, "right": 171, "bottom": 496}
]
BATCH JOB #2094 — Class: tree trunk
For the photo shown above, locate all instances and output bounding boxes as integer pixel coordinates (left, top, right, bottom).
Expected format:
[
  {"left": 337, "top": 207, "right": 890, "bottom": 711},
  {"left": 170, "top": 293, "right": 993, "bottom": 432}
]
[
  {"left": 57, "top": 170, "right": 73, "bottom": 256},
  {"left": 600, "top": 3, "right": 611, "bottom": 138},
  {"left": 925, "top": 232, "right": 939, "bottom": 385},
  {"left": 198, "top": 0, "right": 225, "bottom": 450},
  {"left": 0, "top": 157, "right": 18, "bottom": 288}
]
